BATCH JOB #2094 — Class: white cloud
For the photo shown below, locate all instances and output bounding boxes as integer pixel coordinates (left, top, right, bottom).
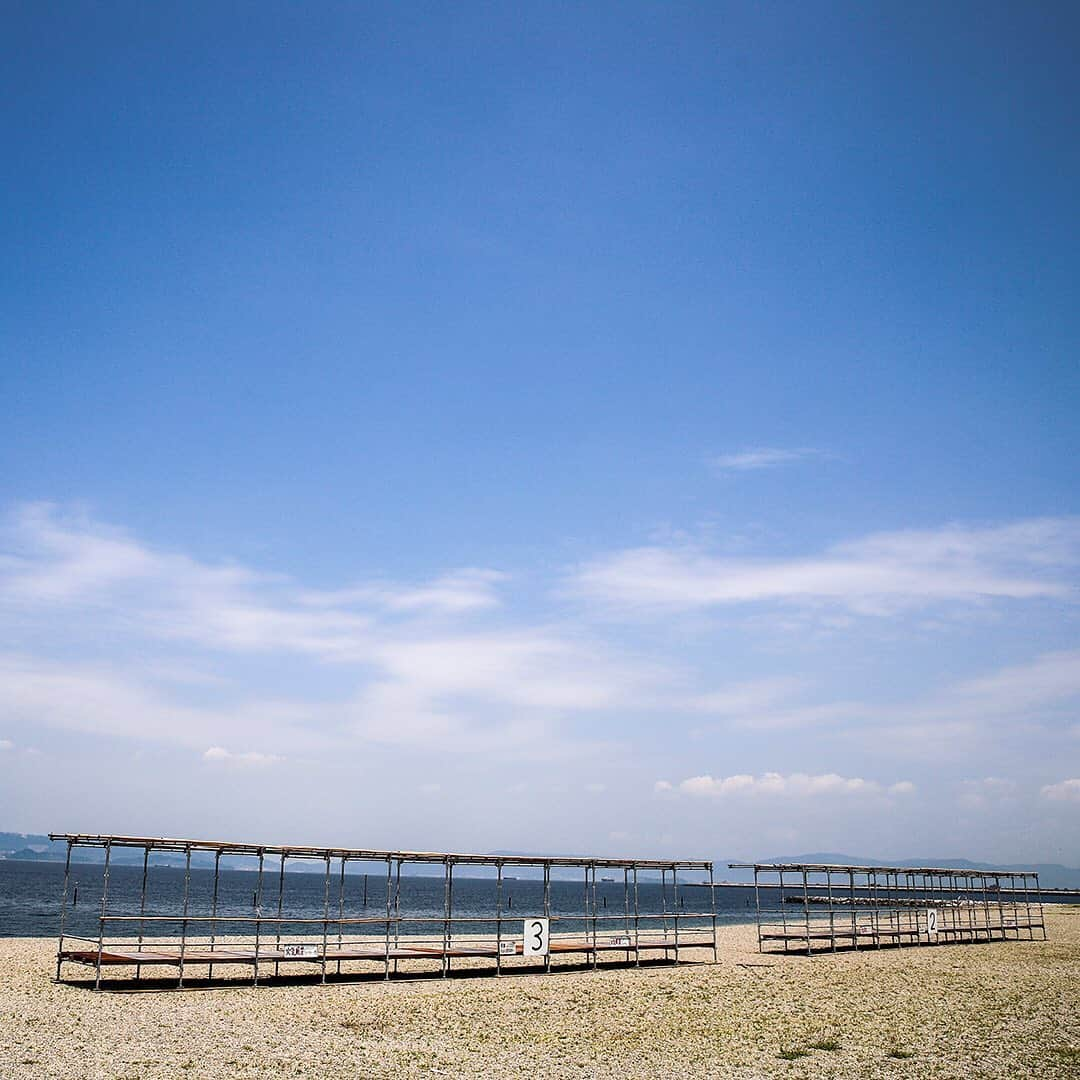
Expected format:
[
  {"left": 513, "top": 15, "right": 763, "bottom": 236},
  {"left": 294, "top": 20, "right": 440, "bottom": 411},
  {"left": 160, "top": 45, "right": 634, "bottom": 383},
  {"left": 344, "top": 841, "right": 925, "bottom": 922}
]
[
  {"left": 1041, "top": 778, "right": 1080, "bottom": 803},
  {"left": 203, "top": 746, "right": 282, "bottom": 768},
  {"left": 653, "top": 780, "right": 672, "bottom": 792},
  {"left": 574, "top": 518, "right": 1080, "bottom": 616},
  {"left": 0, "top": 738, "right": 13, "bottom": 751},
  {"left": 711, "top": 447, "right": 824, "bottom": 472},
  {"left": 299, "top": 569, "right": 507, "bottom": 615},
  {"left": 668, "top": 771, "right": 912, "bottom": 798}
]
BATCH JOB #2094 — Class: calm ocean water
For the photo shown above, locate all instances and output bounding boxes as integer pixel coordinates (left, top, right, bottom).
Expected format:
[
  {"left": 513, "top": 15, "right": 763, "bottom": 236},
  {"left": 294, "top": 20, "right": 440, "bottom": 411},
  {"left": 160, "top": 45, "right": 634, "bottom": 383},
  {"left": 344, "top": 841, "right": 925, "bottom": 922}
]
[{"left": 0, "top": 859, "right": 758, "bottom": 939}]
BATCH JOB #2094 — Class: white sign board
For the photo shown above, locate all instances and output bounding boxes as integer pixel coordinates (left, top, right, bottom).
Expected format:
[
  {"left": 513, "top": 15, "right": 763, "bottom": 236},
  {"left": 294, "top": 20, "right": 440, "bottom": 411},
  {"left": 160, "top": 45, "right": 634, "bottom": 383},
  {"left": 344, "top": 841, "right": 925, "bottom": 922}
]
[
  {"left": 612, "top": 934, "right": 632, "bottom": 947},
  {"left": 925, "top": 909, "right": 939, "bottom": 936},
  {"left": 522, "top": 917, "right": 550, "bottom": 957},
  {"left": 281, "top": 943, "right": 320, "bottom": 959},
  {"left": 498, "top": 940, "right": 517, "bottom": 955}
]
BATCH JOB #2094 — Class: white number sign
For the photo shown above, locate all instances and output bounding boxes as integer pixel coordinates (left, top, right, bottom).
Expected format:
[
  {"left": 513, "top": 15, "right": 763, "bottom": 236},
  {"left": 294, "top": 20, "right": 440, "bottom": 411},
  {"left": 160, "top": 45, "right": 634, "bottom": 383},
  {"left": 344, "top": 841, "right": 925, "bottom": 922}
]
[
  {"left": 522, "top": 917, "right": 549, "bottom": 957},
  {"left": 926, "top": 909, "right": 939, "bottom": 936},
  {"left": 281, "top": 943, "right": 319, "bottom": 959},
  {"left": 612, "top": 935, "right": 631, "bottom": 947}
]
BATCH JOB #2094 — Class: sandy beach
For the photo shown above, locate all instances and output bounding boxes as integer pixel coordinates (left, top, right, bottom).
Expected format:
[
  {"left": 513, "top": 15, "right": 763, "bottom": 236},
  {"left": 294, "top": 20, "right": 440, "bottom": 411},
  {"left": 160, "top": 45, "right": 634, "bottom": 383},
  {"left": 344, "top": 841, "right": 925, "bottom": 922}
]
[{"left": 2, "top": 909, "right": 1078, "bottom": 1079}]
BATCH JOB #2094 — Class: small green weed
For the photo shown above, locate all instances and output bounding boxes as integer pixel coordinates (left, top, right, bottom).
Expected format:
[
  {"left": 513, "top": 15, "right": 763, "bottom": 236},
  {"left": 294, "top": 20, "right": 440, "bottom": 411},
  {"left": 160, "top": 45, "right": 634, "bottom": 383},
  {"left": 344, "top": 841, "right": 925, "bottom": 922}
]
[
  {"left": 777, "top": 1048, "right": 809, "bottom": 1060},
  {"left": 810, "top": 1039, "right": 841, "bottom": 1051},
  {"left": 888, "top": 1049, "right": 916, "bottom": 1060}
]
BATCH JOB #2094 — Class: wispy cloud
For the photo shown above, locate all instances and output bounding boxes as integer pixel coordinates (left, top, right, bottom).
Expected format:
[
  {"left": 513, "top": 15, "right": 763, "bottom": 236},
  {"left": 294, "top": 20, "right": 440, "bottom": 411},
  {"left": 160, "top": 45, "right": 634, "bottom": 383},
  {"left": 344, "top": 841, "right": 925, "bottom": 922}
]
[
  {"left": 203, "top": 746, "right": 283, "bottom": 768},
  {"left": 658, "top": 771, "right": 914, "bottom": 798},
  {"left": 1041, "top": 778, "right": 1080, "bottom": 803},
  {"left": 574, "top": 518, "right": 1080, "bottom": 616},
  {"left": 711, "top": 447, "right": 825, "bottom": 472}
]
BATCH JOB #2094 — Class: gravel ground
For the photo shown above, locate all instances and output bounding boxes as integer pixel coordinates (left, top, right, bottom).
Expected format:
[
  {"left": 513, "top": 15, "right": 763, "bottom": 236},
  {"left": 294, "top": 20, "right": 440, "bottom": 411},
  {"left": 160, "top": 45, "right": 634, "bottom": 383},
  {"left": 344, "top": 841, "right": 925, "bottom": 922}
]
[{"left": 2, "top": 909, "right": 1078, "bottom": 1079}]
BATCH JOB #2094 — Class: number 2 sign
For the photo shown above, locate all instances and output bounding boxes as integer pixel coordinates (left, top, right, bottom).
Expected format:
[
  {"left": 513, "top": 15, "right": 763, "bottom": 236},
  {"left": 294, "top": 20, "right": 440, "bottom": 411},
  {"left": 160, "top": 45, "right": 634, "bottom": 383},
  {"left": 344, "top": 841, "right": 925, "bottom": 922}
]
[{"left": 523, "top": 917, "right": 550, "bottom": 956}]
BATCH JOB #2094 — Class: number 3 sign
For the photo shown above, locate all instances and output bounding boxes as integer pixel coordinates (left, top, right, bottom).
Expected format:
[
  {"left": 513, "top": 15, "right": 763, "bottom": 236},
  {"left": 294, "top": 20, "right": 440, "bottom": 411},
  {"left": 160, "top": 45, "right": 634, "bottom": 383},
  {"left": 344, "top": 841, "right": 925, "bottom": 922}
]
[{"left": 523, "top": 917, "right": 550, "bottom": 956}]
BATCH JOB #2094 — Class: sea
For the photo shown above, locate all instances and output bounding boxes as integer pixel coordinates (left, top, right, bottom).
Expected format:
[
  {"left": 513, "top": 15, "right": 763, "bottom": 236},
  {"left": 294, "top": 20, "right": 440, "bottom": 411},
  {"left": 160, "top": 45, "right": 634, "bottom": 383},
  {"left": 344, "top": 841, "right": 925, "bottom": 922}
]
[{"left": 0, "top": 859, "right": 758, "bottom": 940}]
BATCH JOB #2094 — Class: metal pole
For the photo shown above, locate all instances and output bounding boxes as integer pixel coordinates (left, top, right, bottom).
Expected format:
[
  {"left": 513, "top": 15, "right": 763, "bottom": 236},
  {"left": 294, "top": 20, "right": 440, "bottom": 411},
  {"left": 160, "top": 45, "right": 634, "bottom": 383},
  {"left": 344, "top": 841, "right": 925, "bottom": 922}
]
[
  {"left": 543, "top": 863, "right": 552, "bottom": 974},
  {"left": 56, "top": 840, "right": 73, "bottom": 982},
  {"left": 660, "top": 867, "right": 670, "bottom": 960},
  {"left": 826, "top": 869, "right": 836, "bottom": 952},
  {"left": 709, "top": 863, "right": 718, "bottom": 963},
  {"left": 1032, "top": 868, "right": 1041, "bottom": 937},
  {"left": 321, "top": 854, "right": 331, "bottom": 985},
  {"left": 178, "top": 846, "right": 192, "bottom": 989},
  {"left": 495, "top": 862, "right": 503, "bottom": 976},
  {"left": 633, "top": 865, "right": 641, "bottom": 966},
  {"left": 590, "top": 865, "right": 598, "bottom": 969},
  {"left": 802, "top": 868, "right": 811, "bottom": 957},
  {"left": 252, "top": 850, "right": 264, "bottom": 986},
  {"left": 849, "top": 870, "right": 858, "bottom": 950},
  {"left": 672, "top": 866, "right": 681, "bottom": 964},
  {"left": 623, "top": 868, "right": 631, "bottom": 964},
  {"left": 393, "top": 859, "right": 402, "bottom": 975},
  {"left": 441, "top": 859, "right": 451, "bottom": 977},
  {"left": 753, "top": 867, "right": 763, "bottom": 954},
  {"left": 337, "top": 857, "right": 347, "bottom": 976},
  {"left": 208, "top": 850, "right": 221, "bottom": 980},
  {"left": 274, "top": 852, "right": 286, "bottom": 978},
  {"left": 383, "top": 857, "right": 392, "bottom": 980},
  {"left": 94, "top": 840, "right": 112, "bottom": 992},
  {"left": 446, "top": 861, "right": 455, "bottom": 974},
  {"left": 135, "top": 846, "right": 150, "bottom": 981}
]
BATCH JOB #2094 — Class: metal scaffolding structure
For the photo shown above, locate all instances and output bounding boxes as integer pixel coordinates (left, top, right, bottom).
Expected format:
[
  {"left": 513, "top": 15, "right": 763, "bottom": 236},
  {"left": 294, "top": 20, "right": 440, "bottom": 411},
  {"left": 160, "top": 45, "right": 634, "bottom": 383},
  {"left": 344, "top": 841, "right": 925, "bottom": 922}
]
[
  {"left": 50, "top": 834, "right": 718, "bottom": 990},
  {"left": 731, "top": 862, "right": 1046, "bottom": 955}
]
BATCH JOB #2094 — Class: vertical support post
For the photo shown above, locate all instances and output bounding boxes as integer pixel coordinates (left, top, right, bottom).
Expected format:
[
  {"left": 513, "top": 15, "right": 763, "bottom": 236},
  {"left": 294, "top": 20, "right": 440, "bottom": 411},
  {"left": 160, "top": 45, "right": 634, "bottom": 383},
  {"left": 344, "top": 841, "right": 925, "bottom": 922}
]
[
  {"left": 1022, "top": 873, "right": 1033, "bottom": 940},
  {"left": 94, "top": 840, "right": 112, "bottom": 991},
  {"left": 979, "top": 873, "right": 991, "bottom": 943},
  {"left": 778, "top": 868, "right": 789, "bottom": 953},
  {"left": 441, "top": 858, "right": 451, "bottom": 977},
  {"left": 321, "top": 853, "right": 331, "bottom": 985},
  {"left": 848, "top": 869, "right": 858, "bottom": 950},
  {"left": 393, "top": 859, "right": 402, "bottom": 975},
  {"left": 672, "top": 866, "right": 681, "bottom": 964},
  {"left": 709, "top": 863, "right": 718, "bottom": 963},
  {"left": 135, "top": 846, "right": 150, "bottom": 981},
  {"left": 1032, "top": 868, "right": 1041, "bottom": 937},
  {"left": 993, "top": 874, "right": 1006, "bottom": 942},
  {"left": 590, "top": 864, "right": 598, "bottom": 969},
  {"left": 543, "top": 863, "right": 552, "bottom": 974},
  {"left": 660, "top": 867, "right": 670, "bottom": 960},
  {"left": 752, "top": 867, "right": 763, "bottom": 954},
  {"left": 871, "top": 870, "right": 881, "bottom": 949},
  {"left": 274, "top": 852, "right": 286, "bottom": 977},
  {"left": 495, "top": 862, "right": 503, "bottom": 976},
  {"left": 447, "top": 861, "right": 455, "bottom": 973},
  {"left": 337, "top": 857, "right": 347, "bottom": 975},
  {"left": 56, "top": 840, "right": 73, "bottom": 982},
  {"left": 178, "top": 845, "right": 192, "bottom": 989},
  {"left": 623, "top": 867, "right": 632, "bottom": 964},
  {"left": 383, "top": 857, "right": 392, "bottom": 980},
  {"left": 252, "top": 850, "right": 264, "bottom": 986},
  {"left": 632, "top": 865, "right": 641, "bottom": 966},
  {"left": 802, "top": 868, "right": 811, "bottom": 957},
  {"left": 208, "top": 850, "right": 221, "bottom": 980},
  {"left": 826, "top": 869, "right": 836, "bottom": 952}
]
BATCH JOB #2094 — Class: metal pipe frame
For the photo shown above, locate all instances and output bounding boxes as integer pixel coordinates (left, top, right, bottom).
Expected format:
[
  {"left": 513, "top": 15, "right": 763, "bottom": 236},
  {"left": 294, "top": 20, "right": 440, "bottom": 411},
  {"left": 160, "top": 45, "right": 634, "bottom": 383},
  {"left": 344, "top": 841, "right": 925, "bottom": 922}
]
[{"left": 51, "top": 834, "right": 717, "bottom": 990}]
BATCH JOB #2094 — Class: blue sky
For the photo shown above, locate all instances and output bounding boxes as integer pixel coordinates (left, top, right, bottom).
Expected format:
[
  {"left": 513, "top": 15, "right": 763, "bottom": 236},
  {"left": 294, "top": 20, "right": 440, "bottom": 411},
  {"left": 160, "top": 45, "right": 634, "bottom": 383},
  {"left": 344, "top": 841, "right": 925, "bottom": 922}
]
[{"left": 2, "top": 2, "right": 1078, "bottom": 864}]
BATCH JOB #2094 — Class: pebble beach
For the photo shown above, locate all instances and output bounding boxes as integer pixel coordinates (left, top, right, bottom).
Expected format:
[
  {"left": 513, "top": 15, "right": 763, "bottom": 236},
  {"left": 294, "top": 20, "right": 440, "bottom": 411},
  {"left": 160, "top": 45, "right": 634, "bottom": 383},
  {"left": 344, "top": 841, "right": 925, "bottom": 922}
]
[{"left": 2, "top": 909, "right": 1078, "bottom": 1079}]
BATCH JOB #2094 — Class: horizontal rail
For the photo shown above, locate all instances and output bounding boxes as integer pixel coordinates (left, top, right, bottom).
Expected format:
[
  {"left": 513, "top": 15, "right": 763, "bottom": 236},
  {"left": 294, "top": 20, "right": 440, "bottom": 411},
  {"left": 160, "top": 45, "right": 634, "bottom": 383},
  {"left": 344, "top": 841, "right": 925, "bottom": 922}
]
[{"left": 49, "top": 833, "right": 712, "bottom": 870}]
